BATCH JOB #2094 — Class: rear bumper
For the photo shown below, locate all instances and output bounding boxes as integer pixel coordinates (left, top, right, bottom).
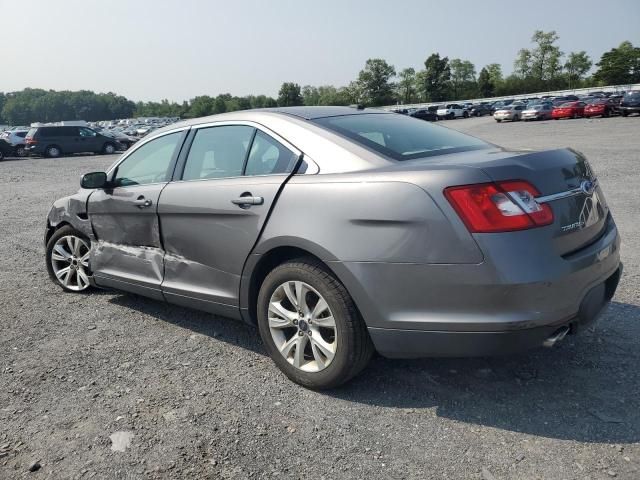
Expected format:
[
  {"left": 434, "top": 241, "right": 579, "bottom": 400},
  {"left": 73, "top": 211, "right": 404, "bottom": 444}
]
[
  {"left": 330, "top": 215, "right": 621, "bottom": 358},
  {"left": 368, "top": 265, "right": 622, "bottom": 358},
  {"left": 26, "top": 145, "right": 46, "bottom": 155},
  {"left": 620, "top": 106, "right": 640, "bottom": 113}
]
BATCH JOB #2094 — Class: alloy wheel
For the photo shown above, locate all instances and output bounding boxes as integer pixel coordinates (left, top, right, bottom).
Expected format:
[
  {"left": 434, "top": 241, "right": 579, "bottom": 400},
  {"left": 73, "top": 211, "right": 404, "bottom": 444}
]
[
  {"left": 50, "top": 235, "right": 91, "bottom": 291},
  {"left": 268, "top": 281, "right": 337, "bottom": 372}
]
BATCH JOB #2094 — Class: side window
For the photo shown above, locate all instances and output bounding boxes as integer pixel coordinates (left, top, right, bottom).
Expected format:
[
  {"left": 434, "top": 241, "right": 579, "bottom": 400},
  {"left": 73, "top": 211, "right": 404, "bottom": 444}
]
[
  {"left": 245, "top": 131, "right": 299, "bottom": 176},
  {"left": 113, "top": 132, "right": 182, "bottom": 187},
  {"left": 182, "top": 126, "right": 254, "bottom": 180},
  {"left": 79, "top": 127, "right": 96, "bottom": 137},
  {"left": 61, "top": 127, "right": 78, "bottom": 137}
]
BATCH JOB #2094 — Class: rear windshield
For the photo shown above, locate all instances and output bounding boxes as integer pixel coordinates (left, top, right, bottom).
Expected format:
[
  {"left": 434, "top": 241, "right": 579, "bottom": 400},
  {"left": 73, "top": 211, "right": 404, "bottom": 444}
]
[
  {"left": 312, "top": 113, "right": 489, "bottom": 161},
  {"left": 625, "top": 91, "right": 640, "bottom": 98}
]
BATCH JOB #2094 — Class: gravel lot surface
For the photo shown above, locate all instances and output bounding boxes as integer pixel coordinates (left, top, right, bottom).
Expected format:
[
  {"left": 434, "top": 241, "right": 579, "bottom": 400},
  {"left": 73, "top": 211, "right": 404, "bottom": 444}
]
[{"left": 1, "top": 115, "right": 639, "bottom": 479}]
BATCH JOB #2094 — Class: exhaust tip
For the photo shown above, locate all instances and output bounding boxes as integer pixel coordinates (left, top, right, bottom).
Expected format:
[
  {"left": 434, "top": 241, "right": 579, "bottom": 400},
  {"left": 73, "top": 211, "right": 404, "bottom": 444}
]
[{"left": 543, "top": 326, "right": 570, "bottom": 348}]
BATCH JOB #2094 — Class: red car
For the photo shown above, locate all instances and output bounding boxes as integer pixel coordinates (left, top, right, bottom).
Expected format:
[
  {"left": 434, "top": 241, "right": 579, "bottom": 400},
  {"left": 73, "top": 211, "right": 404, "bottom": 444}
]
[
  {"left": 583, "top": 99, "right": 620, "bottom": 118},
  {"left": 552, "top": 101, "right": 587, "bottom": 119}
]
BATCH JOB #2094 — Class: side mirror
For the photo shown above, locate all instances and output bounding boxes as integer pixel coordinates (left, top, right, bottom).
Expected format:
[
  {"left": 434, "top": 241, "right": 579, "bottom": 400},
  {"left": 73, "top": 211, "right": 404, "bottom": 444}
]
[{"left": 81, "top": 171, "right": 108, "bottom": 189}]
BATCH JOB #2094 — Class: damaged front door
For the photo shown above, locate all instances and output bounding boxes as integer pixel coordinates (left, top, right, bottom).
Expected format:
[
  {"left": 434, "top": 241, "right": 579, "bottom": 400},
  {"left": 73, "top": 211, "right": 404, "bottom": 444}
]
[{"left": 87, "top": 130, "right": 186, "bottom": 299}]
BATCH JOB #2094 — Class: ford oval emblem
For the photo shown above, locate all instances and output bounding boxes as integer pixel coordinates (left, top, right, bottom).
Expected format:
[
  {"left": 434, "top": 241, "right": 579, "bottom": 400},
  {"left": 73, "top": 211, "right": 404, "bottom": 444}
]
[{"left": 580, "top": 180, "right": 596, "bottom": 196}]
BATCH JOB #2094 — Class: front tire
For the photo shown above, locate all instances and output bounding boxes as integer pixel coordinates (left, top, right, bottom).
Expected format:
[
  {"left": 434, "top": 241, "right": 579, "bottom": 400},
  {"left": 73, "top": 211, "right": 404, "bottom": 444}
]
[
  {"left": 45, "top": 226, "right": 93, "bottom": 293},
  {"left": 257, "top": 259, "right": 373, "bottom": 389}
]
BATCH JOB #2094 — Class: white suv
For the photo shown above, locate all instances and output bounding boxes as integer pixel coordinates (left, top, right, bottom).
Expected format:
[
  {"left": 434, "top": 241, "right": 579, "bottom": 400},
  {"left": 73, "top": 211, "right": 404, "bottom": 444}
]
[
  {"left": 0, "top": 129, "right": 29, "bottom": 157},
  {"left": 436, "top": 104, "right": 468, "bottom": 120}
]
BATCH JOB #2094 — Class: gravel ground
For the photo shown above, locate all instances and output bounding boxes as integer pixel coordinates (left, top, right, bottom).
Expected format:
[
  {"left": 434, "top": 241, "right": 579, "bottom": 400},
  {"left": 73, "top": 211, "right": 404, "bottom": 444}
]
[{"left": 1, "top": 115, "right": 639, "bottom": 480}]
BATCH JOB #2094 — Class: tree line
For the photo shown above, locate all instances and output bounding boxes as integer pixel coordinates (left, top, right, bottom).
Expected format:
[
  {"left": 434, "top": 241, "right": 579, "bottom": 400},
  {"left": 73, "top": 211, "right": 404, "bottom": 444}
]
[{"left": 1, "top": 33, "right": 638, "bottom": 125}]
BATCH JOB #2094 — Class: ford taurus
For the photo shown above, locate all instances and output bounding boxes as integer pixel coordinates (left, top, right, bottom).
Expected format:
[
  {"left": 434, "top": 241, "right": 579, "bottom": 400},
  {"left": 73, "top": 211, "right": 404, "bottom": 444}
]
[{"left": 44, "top": 106, "right": 622, "bottom": 389}]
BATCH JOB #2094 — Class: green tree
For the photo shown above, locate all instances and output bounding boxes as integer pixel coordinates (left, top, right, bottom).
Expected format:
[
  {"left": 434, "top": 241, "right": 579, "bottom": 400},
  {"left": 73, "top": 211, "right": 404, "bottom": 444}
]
[
  {"left": 213, "top": 96, "right": 227, "bottom": 114},
  {"left": 302, "top": 85, "right": 320, "bottom": 105},
  {"left": 477, "top": 67, "right": 494, "bottom": 97},
  {"left": 396, "top": 67, "right": 416, "bottom": 104},
  {"left": 357, "top": 58, "right": 396, "bottom": 106},
  {"left": 419, "top": 53, "right": 451, "bottom": 102},
  {"left": 564, "top": 51, "right": 592, "bottom": 88},
  {"left": 486, "top": 63, "right": 503, "bottom": 84},
  {"left": 530, "top": 30, "right": 563, "bottom": 81},
  {"left": 188, "top": 96, "right": 215, "bottom": 117},
  {"left": 514, "top": 48, "right": 533, "bottom": 78},
  {"left": 449, "top": 59, "right": 476, "bottom": 98},
  {"left": 514, "top": 30, "right": 563, "bottom": 88},
  {"left": 594, "top": 41, "right": 640, "bottom": 85},
  {"left": 277, "top": 82, "right": 303, "bottom": 107}
]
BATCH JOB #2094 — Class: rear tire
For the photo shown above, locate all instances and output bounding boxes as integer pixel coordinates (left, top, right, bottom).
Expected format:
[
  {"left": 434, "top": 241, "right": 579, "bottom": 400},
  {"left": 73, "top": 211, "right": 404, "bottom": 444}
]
[
  {"left": 45, "top": 145, "right": 62, "bottom": 158},
  {"left": 15, "top": 145, "right": 27, "bottom": 157},
  {"left": 496, "top": 119, "right": 502, "bottom": 123},
  {"left": 257, "top": 259, "right": 373, "bottom": 389}
]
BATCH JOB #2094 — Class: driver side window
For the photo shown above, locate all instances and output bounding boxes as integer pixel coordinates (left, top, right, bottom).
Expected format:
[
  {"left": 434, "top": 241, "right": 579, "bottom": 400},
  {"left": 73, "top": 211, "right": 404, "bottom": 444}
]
[{"left": 113, "top": 132, "right": 182, "bottom": 187}]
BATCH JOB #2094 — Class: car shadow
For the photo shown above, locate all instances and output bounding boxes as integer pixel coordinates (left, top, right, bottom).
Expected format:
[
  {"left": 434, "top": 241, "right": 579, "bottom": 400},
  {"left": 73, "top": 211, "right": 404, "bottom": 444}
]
[{"left": 108, "top": 294, "right": 640, "bottom": 444}]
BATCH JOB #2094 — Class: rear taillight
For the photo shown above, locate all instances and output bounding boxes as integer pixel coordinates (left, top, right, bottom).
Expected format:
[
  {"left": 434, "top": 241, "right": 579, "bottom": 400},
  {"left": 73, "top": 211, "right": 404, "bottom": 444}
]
[
  {"left": 25, "top": 138, "right": 37, "bottom": 145},
  {"left": 444, "top": 180, "right": 553, "bottom": 233}
]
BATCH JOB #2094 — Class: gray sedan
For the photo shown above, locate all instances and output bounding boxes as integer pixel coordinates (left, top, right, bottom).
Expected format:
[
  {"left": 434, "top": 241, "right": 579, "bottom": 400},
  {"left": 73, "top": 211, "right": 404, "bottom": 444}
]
[{"left": 44, "top": 107, "right": 622, "bottom": 389}]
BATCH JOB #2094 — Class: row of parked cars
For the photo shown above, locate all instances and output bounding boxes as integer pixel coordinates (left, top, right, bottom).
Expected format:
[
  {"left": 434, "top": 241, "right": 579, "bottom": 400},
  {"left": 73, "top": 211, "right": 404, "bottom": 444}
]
[
  {"left": 492, "top": 91, "right": 640, "bottom": 122},
  {"left": 0, "top": 117, "right": 179, "bottom": 160},
  {"left": 393, "top": 90, "right": 640, "bottom": 124}
]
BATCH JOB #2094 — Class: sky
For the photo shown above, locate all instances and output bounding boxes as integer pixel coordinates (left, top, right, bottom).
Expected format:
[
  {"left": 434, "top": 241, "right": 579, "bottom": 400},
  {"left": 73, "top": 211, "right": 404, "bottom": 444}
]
[{"left": 1, "top": 0, "right": 639, "bottom": 102}]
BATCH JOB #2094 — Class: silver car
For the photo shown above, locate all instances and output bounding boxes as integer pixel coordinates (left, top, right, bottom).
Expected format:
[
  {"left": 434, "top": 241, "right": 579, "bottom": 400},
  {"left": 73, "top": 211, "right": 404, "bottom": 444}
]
[
  {"left": 493, "top": 104, "right": 525, "bottom": 122},
  {"left": 522, "top": 103, "right": 553, "bottom": 121},
  {"left": 44, "top": 107, "right": 622, "bottom": 389}
]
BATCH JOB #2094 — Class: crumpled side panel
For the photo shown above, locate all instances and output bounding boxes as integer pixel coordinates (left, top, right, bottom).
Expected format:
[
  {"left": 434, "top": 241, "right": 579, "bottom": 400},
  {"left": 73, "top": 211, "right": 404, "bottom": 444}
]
[
  {"left": 47, "top": 191, "right": 94, "bottom": 240},
  {"left": 90, "top": 241, "right": 164, "bottom": 285}
]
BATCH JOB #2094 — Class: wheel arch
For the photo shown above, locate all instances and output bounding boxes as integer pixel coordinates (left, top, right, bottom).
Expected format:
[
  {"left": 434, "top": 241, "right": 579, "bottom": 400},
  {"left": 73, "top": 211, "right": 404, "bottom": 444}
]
[
  {"left": 240, "top": 240, "right": 356, "bottom": 327},
  {"left": 45, "top": 220, "right": 72, "bottom": 245}
]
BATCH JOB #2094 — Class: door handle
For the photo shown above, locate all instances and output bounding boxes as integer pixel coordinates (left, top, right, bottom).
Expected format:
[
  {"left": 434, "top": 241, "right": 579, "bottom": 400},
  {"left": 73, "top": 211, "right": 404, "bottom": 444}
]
[
  {"left": 133, "top": 196, "right": 152, "bottom": 208},
  {"left": 231, "top": 195, "right": 264, "bottom": 207}
]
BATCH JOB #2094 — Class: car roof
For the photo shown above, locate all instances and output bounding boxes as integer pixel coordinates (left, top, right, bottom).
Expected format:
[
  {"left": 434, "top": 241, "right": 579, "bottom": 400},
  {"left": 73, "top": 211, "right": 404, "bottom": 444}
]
[{"left": 249, "top": 106, "right": 389, "bottom": 120}]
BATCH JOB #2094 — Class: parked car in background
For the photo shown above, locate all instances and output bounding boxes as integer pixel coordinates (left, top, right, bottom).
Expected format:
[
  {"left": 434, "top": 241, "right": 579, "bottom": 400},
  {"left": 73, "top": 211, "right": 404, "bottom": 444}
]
[
  {"left": 551, "top": 95, "right": 580, "bottom": 106},
  {"left": 25, "top": 126, "right": 120, "bottom": 158},
  {"left": 410, "top": 109, "right": 438, "bottom": 122},
  {"left": 0, "top": 138, "right": 15, "bottom": 160},
  {"left": 42, "top": 106, "right": 621, "bottom": 389},
  {"left": 522, "top": 103, "right": 553, "bottom": 121},
  {"left": 437, "top": 104, "right": 468, "bottom": 119},
  {"left": 95, "top": 128, "right": 140, "bottom": 150},
  {"left": 552, "top": 102, "right": 587, "bottom": 120},
  {"left": 583, "top": 98, "right": 620, "bottom": 118},
  {"left": 620, "top": 91, "right": 640, "bottom": 116},
  {"left": 493, "top": 105, "right": 525, "bottom": 122},
  {"left": 0, "top": 129, "right": 29, "bottom": 157},
  {"left": 489, "top": 99, "right": 514, "bottom": 114},
  {"left": 469, "top": 104, "right": 492, "bottom": 117}
]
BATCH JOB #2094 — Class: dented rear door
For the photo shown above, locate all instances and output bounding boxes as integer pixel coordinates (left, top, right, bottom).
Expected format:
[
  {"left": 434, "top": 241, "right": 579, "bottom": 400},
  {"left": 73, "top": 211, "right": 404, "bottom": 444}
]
[
  {"left": 157, "top": 124, "right": 301, "bottom": 318},
  {"left": 87, "top": 130, "right": 187, "bottom": 299}
]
